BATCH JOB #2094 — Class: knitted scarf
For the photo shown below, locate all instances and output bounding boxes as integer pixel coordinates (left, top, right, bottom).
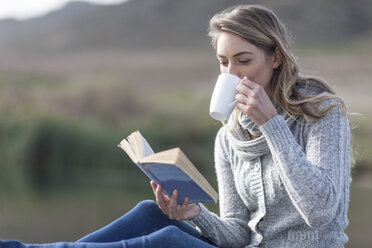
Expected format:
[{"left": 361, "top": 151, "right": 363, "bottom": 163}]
[{"left": 226, "top": 104, "right": 297, "bottom": 161}]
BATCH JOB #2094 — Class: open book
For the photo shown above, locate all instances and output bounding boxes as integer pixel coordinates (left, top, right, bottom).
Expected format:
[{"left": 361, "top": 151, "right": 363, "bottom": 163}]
[{"left": 118, "top": 130, "right": 218, "bottom": 204}]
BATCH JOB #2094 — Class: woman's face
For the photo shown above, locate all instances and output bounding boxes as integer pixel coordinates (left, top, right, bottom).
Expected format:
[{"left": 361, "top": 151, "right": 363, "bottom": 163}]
[{"left": 216, "top": 32, "right": 280, "bottom": 94}]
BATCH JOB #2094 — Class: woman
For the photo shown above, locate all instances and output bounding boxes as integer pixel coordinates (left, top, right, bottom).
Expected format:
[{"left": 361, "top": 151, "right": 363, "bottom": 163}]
[
  {"left": 1, "top": 4, "right": 351, "bottom": 248},
  {"left": 187, "top": 4, "right": 351, "bottom": 248}
]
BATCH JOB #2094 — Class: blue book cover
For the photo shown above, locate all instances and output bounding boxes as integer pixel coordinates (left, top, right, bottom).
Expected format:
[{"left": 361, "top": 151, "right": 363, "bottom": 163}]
[{"left": 138, "top": 162, "right": 215, "bottom": 204}]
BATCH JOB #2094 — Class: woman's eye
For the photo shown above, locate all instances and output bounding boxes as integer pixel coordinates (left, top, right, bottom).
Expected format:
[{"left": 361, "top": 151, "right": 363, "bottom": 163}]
[
  {"left": 219, "top": 61, "right": 228, "bottom": 66},
  {"left": 239, "top": 60, "right": 251, "bottom": 64}
]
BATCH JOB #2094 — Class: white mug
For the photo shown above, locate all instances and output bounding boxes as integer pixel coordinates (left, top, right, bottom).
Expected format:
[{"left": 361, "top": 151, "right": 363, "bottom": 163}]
[{"left": 209, "top": 73, "right": 241, "bottom": 121}]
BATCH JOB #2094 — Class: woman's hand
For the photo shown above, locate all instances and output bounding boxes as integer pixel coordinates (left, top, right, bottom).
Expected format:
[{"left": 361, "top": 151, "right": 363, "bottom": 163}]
[
  {"left": 235, "top": 77, "right": 278, "bottom": 126},
  {"left": 150, "top": 180, "right": 201, "bottom": 221}
]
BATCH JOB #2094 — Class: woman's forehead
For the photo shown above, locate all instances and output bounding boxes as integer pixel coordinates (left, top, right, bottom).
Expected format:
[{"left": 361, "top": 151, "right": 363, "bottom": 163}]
[{"left": 216, "top": 32, "right": 258, "bottom": 56}]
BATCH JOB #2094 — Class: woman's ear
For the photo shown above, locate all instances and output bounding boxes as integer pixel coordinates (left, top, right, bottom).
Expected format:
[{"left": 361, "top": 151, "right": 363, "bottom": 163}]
[{"left": 272, "top": 47, "right": 282, "bottom": 69}]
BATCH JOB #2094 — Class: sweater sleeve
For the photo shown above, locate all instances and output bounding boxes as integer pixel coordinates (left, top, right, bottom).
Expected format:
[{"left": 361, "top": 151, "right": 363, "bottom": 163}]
[
  {"left": 190, "top": 127, "right": 251, "bottom": 248},
  {"left": 259, "top": 103, "right": 350, "bottom": 228}
]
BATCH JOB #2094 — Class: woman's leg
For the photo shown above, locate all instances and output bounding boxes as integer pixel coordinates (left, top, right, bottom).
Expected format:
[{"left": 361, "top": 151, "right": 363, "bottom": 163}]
[
  {"left": 122, "top": 225, "right": 217, "bottom": 248},
  {"left": 0, "top": 240, "right": 125, "bottom": 248},
  {"left": 0, "top": 226, "right": 216, "bottom": 248},
  {"left": 77, "top": 200, "right": 206, "bottom": 243}
]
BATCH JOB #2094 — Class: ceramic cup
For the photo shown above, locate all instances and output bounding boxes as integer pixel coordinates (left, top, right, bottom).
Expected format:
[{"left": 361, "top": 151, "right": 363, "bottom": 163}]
[{"left": 209, "top": 73, "right": 241, "bottom": 121}]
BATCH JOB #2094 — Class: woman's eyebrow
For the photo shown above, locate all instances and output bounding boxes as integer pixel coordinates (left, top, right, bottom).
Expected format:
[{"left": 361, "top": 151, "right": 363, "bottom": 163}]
[{"left": 217, "top": 51, "right": 254, "bottom": 58}]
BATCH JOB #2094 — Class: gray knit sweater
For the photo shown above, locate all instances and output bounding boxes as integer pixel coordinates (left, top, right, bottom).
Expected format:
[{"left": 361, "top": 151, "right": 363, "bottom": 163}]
[{"left": 191, "top": 82, "right": 351, "bottom": 248}]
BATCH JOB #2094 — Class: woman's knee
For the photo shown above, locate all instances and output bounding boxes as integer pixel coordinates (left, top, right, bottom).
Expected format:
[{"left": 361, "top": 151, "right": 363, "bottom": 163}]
[
  {"left": 131, "top": 199, "right": 164, "bottom": 219},
  {"left": 155, "top": 226, "right": 214, "bottom": 247},
  {"left": 159, "top": 225, "right": 185, "bottom": 240},
  {"left": 135, "top": 199, "right": 159, "bottom": 212},
  {"left": 143, "top": 226, "right": 200, "bottom": 248},
  {"left": 0, "top": 240, "right": 26, "bottom": 248},
  {"left": 108, "top": 200, "right": 160, "bottom": 229}
]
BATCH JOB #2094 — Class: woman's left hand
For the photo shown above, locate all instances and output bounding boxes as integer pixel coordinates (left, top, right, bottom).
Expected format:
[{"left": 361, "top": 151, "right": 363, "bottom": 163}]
[
  {"left": 235, "top": 77, "right": 278, "bottom": 126},
  {"left": 150, "top": 181, "right": 201, "bottom": 221}
]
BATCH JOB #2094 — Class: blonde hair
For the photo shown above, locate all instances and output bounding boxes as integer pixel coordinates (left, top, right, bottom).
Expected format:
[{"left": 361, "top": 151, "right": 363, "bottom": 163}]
[{"left": 208, "top": 5, "right": 346, "bottom": 123}]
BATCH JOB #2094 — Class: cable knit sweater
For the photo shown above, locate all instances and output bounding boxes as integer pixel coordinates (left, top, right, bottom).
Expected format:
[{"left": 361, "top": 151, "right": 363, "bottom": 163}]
[{"left": 191, "top": 81, "right": 351, "bottom": 248}]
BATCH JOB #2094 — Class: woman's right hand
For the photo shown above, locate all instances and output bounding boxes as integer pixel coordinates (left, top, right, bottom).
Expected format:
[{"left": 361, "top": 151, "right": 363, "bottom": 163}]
[{"left": 150, "top": 180, "right": 201, "bottom": 221}]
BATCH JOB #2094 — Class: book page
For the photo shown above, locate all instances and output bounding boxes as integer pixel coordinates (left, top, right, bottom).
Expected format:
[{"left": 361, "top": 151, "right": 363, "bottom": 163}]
[
  {"left": 136, "top": 131, "right": 154, "bottom": 158},
  {"left": 118, "top": 138, "right": 138, "bottom": 163},
  {"left": 128, "top": 133, "right": 140, "bottom": 158}
]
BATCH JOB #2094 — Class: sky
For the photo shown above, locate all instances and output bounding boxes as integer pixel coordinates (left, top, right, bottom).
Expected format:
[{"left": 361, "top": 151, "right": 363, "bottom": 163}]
[{"left": 0, "top": 0, "right": 127, "bottom": 20}]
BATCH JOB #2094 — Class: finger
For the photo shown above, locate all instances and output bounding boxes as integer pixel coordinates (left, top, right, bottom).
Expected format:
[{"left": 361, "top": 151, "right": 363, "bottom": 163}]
[
  {"left": 176, "top": 197, "right": 190, "bottom": 221},
  {"left": 175, "top": 204, "right": 185, "bottom": 221},
  {"left": 179, "top": 197, "right": 189, "bottom": 219},
  {"left": 156, "top": 185, "right": 171, "bottom": 204},
  {"left": 241, "top": 77, "right": 260, "bottom": 90},
  {"left": 163, "top": 193, "right": 171, "bottom": 205},
  {"left": 156, "top": 185, "right": 169, "bottom": 215},
  {"left": 169, "top": 189, "right": 179, "bottom": 219},
  {"left": 237, "top": 82, "right": 257, "bottom": 98},
  {"left": 235, "top": 93, "right": 247, "bottom": 103},
  {"left": 236, "top": 93, "right": 256, "bottom": 107},
  {"left": 150, "top": 181, "right": 158, "bottom": 200},
  {"left": 151, "top": 182, "right": 160, "bottom": 208},
  {"left": 182, "top": 197, "right": 189, "bottom": 206},
  {"left": 156, "top": 184, "right": 166, "bottom": 204},
  {"left": 237, "top": 83, "right": 262, "bottom": 101},
  {"left": 150, "top": 180, "right": 157, "bottom": 192},
  {"left": 168, "top": 189, "right": 178, "bottom": 219},
  {"left": 237, "top": 102, "right": 260, "bottom": 116},
  {"left": 237, "top": 102, "right": 251, "bottom": 114},
  {"left": 152, "top": 182, "right": 169, "bottom": 207}
]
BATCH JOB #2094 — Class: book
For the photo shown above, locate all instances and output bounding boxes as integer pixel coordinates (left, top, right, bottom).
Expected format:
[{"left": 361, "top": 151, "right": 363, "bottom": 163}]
[{"left": 118, "top": 130, "right": 218, "bottom": 204}]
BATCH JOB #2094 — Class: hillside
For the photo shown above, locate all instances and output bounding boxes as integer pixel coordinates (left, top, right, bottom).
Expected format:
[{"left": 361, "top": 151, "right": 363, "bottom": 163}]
[{"left": 0, "top": 0, "right": 371, "bottom": 52}]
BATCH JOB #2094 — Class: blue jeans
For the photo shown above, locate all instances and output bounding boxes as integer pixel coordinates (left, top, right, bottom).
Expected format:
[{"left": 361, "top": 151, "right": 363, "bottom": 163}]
[{"left": 0, "top": 200, "right": 217, "bottom": 248}]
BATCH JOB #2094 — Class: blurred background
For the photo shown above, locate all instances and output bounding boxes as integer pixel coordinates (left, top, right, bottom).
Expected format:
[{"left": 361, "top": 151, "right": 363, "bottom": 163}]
[{"left": 0, "top": 0, "right": 371, "bottom": 247}]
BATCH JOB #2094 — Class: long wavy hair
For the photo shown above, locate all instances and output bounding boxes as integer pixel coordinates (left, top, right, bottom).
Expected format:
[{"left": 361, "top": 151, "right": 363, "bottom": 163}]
[{"left": 208, "top": 5, "right": 346, "bottom": 123}]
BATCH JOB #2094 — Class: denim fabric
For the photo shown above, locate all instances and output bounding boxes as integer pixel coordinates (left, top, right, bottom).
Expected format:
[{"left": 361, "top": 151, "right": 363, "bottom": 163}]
[{"left": 0, "top": 200, "right": 217, "bottom": 248}]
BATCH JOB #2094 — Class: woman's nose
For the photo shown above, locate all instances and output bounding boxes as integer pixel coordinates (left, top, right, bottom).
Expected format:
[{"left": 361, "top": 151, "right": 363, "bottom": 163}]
[{"left": 227, "top": 64, "right": 239, "bottom": 78}]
